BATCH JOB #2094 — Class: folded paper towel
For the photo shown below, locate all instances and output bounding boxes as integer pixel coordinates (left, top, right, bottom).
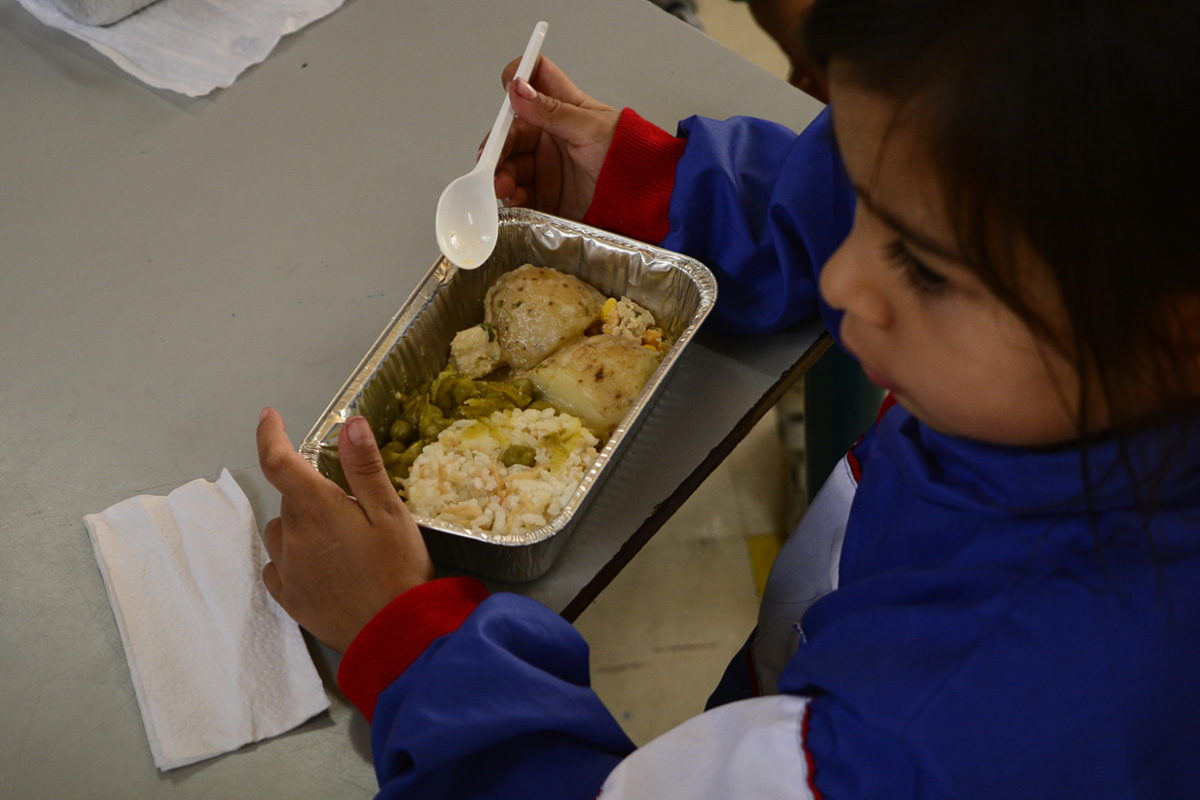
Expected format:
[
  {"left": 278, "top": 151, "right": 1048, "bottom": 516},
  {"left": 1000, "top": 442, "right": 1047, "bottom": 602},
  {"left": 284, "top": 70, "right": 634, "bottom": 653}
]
[
  {"left": 44, "top": 0, "right": 161, "bottom": 27},
  {"left": 17, "top": 0, "right": 345, "bottom": 96},
  {"left": 84, "top": 469, "right": 329, "bottom": 770}
]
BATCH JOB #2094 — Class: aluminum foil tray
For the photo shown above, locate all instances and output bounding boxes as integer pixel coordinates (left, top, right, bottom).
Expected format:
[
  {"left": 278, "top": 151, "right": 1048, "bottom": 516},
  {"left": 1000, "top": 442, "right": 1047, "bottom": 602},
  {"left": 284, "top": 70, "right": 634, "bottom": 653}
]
[{"left": 300, "top": 208, "right": 716, "bottom": 583}]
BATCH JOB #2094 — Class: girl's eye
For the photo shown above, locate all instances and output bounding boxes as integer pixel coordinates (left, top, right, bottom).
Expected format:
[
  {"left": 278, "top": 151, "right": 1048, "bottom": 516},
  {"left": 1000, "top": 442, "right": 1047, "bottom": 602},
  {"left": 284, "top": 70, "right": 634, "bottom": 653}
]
[{"left": 885, "top": 240, "right": 949, "bottom": 295}]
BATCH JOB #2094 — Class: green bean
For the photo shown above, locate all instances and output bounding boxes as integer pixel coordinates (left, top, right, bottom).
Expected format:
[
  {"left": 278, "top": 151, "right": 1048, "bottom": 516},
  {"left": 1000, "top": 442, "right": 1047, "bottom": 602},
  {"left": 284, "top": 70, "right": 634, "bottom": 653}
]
[{"left": 383, "top": 367, "right": 550, "bottom": 486}]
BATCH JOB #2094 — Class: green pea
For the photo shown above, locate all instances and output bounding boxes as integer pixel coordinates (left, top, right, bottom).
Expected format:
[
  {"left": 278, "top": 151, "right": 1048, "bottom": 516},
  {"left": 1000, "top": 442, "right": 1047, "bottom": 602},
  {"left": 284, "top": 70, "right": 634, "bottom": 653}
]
[
  {"left": 379, "top": 441, "right": 408, "bottom": 467},
  {"left": 510, "top": 378, "right": 537, "bottom": 399},
  {"left": 388, "top": 418, "right": 417, "bottom": 445},
  {"left": 500, "top": 444, "right": 537, "bottom": 468}
]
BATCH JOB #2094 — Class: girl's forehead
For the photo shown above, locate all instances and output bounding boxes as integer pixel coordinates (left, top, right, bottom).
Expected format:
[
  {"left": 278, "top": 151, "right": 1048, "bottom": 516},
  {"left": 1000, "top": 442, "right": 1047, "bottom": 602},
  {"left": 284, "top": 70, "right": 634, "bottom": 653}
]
[
  {"left": 829, "top": 71, "right": 1072, "bottom": 338},
  {"left": 828, "top": 76, "right": 955, "bottom": 254},
  {"left": 829, "top": 73, "right": 925, "bottom": 179}
]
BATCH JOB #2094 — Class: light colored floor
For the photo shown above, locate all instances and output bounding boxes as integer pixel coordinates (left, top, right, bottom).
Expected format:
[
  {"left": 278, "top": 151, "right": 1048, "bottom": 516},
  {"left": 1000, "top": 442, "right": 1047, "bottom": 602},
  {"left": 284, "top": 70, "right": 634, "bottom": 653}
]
[
  {"left": 571, "top": 0, "right": 798, "bottom": 747},
  {"left": 691, "top": 0, "right": 791, "bottom": 79}
]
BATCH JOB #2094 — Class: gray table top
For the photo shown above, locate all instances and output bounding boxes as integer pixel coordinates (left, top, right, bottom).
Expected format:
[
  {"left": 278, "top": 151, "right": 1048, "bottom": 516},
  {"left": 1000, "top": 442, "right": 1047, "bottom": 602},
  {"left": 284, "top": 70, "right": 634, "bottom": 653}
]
[{"left": 0, "top": 0, "right": 826, "bottom": 795}]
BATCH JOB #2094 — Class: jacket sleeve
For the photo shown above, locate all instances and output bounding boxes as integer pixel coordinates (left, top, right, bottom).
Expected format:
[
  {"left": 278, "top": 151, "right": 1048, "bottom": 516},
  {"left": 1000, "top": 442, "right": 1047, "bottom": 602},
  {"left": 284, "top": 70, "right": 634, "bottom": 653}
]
[
  {"left": 339, "top": 578, "right": 836, "bottom": 800},
  {"left": 337, "top": 578, "right": 636, "bottom": 799},
  {"left": 584, "top": 107, "right": 856, "bottom": 336}
]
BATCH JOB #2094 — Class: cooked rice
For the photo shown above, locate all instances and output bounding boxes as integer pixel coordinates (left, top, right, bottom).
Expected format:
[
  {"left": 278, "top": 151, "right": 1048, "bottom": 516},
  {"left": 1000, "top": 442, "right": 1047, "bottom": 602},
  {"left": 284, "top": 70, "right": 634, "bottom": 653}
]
[
  {"left": 601, "top": 295, "right": 656, "bottom": 341},
  {"left": 401, "top": 407, "right": 599, "bottom": 537}
]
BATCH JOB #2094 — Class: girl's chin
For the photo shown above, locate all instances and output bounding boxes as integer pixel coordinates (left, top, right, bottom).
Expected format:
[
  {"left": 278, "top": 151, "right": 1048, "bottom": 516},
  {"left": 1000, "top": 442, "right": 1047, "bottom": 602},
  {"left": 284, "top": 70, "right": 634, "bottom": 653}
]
[{"left": 860, "top": 364, "right": 899, "bottom": 394}]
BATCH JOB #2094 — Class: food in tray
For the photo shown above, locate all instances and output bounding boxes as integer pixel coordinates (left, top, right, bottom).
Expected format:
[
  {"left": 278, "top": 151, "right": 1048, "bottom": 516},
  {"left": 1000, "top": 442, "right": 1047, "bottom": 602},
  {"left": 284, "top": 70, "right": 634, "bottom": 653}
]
[
  {"left": 403, "top": 407, "right": 600, "bottom": 538},
  {"left": 381, "top": 264, "right": 670, "bottom": 537},
  {"left": 447, "top": 322, "right": 503, "bottom": 379},
  {"left": 482, "top": 264, "right": 609, "bottom": 370},
  {"left": 379, "top": 370, "right": 543, "bottom": 483},
  {"left": 447, "top": 264, "right": 670, "bottom": 434},
  {"left": 528, "top": 334, "right": 662, "bottom": 437}
]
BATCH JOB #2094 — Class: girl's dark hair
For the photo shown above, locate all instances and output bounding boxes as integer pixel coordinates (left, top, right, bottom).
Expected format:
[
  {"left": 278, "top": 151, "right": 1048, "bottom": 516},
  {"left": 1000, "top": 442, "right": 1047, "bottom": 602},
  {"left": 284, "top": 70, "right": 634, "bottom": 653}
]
[
  {"left": 803, "top": 0, "right": 1200, "bottom": 438},
  {"left": 802, "top": 1, "right": 1199, "bottom": 565}
]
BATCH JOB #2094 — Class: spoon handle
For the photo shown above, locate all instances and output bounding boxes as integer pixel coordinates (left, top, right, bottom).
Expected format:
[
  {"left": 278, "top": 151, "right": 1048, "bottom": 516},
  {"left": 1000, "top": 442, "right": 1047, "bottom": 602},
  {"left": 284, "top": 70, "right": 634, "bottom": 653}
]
[{"left": 477, "top": 21, "right": 548, "bottom": 173}]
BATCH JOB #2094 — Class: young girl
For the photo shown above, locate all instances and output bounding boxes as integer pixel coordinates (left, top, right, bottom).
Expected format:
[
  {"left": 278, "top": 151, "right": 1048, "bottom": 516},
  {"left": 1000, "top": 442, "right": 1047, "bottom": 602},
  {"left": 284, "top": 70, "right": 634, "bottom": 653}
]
[{"left": 255, "top": 1, "right": 1200, "bottom": 796}]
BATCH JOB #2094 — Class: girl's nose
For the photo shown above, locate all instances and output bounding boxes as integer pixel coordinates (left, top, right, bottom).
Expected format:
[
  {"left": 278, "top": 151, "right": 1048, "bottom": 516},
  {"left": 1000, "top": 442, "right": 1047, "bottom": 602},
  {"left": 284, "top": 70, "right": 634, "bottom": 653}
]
[{"left": 819, "top": 235, "right": 894, "bottom": 329}]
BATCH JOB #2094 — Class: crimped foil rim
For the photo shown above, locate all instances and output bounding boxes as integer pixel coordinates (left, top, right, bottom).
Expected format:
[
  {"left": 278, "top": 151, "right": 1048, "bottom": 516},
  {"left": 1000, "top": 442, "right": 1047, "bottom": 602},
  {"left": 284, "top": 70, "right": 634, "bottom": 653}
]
[{"left": 300, "top": 208, "right": 716, "bottom": 552}]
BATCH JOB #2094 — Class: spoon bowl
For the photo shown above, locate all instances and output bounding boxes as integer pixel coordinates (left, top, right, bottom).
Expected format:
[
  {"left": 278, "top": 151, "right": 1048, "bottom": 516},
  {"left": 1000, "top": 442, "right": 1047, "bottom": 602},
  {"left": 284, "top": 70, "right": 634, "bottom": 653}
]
[
  {"left": 436, "top": 21, "right": 548, "bottom": 270},
  {"left": 435, "top": 168, "right": 499, "bottom": 269}
]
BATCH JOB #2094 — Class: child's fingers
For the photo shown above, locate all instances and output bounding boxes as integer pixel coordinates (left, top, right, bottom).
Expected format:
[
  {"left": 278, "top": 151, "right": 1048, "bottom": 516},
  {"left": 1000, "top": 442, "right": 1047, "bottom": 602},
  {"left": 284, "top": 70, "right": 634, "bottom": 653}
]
[
  {"left": 262, "top": 514, "right": 283, "bottom": 562},
  {"left": 338, "top": 416, "right": 405, "bottom": 525},
  {"left": 507, "top": 78, "right": 578, "bottom": 142},
  {"left": 501, "top": 185, "right": 531, "bottom": 210},
  {"left": 495, "top": 150, "right": 538, "bottom": 201},
  {"left": 508, "top": 77, "right": 618, "bottom": 157},
  {"left": 502, "top": 55, "right": 590, "bottom": 109},
  {"left": 256, "top": 408, "right": 330, "bottom": 507},
  {"left": 261, "top": 515, "right": 283, "bottom": 605},
  {"left": 261, "top": 559, "right": 283, "bottom": 604}
]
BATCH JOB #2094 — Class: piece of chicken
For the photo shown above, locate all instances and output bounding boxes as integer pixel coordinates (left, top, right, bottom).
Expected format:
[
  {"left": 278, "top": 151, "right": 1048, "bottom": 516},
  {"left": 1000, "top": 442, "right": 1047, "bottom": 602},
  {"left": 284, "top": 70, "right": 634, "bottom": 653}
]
[
  {"left": 484, "top": 264, "right": 607, "bottom": 370},
  {"left": 601, "top": 296, "right": 656, "bottom": 342},
  {"left": 448, "top": 323, "right": 503, "bottom": 378},
  {"left": 527, "top": 334, "right": 662, "bottom": 438}
]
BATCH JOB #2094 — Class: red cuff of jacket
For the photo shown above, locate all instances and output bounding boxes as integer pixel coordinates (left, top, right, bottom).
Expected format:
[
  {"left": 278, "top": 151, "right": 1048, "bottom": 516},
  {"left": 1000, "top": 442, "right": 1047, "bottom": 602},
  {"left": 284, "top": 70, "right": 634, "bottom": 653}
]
[
  {"left": 336, "top": 576, "right": 491, "bottom": 722},
  {"left": 582, "top": 107, "right": 687, "bottom": 244}
]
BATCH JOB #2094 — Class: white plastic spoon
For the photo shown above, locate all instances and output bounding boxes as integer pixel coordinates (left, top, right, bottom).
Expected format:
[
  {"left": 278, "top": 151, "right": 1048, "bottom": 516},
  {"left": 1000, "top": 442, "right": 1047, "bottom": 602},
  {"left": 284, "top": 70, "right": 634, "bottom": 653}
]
[{"left": 435, "top": 21, "right": 548, "bottom": 270}]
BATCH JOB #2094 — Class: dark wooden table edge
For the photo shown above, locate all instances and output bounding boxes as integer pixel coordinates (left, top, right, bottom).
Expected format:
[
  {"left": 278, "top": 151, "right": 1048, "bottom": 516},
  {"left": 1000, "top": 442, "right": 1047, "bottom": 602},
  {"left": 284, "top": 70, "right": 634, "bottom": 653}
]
[{"left": 559, "top": 331, "right": 834, "bottom": 623}]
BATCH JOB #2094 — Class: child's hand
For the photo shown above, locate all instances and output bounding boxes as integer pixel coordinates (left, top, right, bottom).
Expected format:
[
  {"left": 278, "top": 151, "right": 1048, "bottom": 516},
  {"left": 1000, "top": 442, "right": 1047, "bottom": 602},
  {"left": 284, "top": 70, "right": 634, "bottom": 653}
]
[
  {"left": 256, "top": 408, "right": 434, "bottom": 654},
  {"left": 493, "top": 56, "right": 621, "bottom": 221}
]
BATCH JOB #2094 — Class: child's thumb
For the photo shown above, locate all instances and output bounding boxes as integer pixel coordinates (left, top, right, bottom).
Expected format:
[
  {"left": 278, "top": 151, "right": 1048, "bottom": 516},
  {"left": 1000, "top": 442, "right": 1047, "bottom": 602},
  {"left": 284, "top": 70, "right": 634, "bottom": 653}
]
[{"left": 339, "top": 417, "right": 403, "bottom": 521}]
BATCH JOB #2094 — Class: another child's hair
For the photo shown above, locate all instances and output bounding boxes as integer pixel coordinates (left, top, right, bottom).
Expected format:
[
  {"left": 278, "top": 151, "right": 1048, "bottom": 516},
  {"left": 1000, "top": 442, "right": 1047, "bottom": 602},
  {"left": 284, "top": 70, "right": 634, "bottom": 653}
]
[{"left": 803, "top": 0, "right": 1200, "bottom": 438}]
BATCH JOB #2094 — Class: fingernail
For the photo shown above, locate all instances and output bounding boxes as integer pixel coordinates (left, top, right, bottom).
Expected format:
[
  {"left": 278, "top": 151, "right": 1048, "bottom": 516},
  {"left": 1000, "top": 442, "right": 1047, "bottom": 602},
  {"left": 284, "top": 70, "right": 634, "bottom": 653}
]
[
  {"left": 346, "top": 416, "right": 372, "bottom": 446},
  {"left": 513, "top": 77, "right": 536, "bottom": 100},
  {"left": 259, "top": 407, "right": 270, "bottom": 422}
]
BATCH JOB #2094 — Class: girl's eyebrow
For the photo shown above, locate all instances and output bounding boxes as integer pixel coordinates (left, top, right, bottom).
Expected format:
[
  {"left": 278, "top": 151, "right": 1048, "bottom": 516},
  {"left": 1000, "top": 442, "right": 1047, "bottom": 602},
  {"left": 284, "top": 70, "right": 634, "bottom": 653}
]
[{"left": 852, "top": 181, "right": 962, "bottom": 262}]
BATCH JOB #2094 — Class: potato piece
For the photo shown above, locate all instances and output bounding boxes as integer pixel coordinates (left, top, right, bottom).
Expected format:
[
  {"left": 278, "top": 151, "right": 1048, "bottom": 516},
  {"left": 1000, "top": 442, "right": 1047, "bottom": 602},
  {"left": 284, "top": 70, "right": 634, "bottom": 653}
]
[
  {"left": 485, "top": 264, "right": 607, "bottom": 370},
  {"left": 528, "top": 334, "right": 662, "bottom": 437}
]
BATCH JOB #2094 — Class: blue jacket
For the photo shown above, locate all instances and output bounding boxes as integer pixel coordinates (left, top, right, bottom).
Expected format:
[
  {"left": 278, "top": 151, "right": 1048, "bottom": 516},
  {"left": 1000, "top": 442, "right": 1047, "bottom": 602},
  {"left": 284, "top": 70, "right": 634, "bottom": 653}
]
[{"left": 338, "top": 108, "right": 1200, "bottom": 799}]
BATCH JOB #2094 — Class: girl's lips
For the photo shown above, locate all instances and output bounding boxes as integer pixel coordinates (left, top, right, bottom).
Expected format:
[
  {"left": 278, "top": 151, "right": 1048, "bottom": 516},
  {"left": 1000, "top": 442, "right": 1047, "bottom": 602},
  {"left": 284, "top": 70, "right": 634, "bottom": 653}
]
[{"left": 839, "top": 328, "right": 900, "bottom": 393}]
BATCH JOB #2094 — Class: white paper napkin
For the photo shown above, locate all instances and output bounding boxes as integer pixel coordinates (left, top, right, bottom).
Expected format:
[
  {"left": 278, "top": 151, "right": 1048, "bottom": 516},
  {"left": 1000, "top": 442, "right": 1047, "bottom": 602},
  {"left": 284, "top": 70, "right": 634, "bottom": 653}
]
[
  {"left": 83, "top": 469, "right": 329, "bottom": 771},
  {"left": 44, "top": 0, "right": 161, "bottom": 27},
  {"left": 16, "top": 0, "right": 345, "bottom": 97}
]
